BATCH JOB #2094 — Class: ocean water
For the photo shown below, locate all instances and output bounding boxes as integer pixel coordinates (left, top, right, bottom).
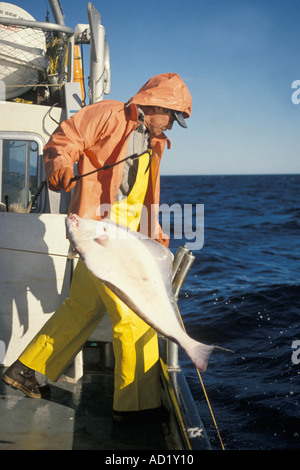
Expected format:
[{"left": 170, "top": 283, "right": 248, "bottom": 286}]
[{"left": 160, "top": 174, "right": 300, "bottom": 451}]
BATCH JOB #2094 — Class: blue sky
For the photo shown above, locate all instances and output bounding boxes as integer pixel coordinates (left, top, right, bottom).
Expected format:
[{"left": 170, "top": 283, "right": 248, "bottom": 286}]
[{"left": 7, "top": 0, "right": 300, "bottom": 175}]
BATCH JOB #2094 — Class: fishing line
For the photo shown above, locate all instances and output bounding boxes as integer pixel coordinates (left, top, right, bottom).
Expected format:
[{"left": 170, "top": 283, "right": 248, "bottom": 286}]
[
  {"left": 0, "top": 246, "right": 71, "bottom": 258},
  {"left": 176, "top": 311, "right": 226, "bottom": 450},
  {"left": 196, "top": 369, "right": 226, "bottom": 450},
  {"left": 70, "top": 149, "right": 152, "bottom": 183}
]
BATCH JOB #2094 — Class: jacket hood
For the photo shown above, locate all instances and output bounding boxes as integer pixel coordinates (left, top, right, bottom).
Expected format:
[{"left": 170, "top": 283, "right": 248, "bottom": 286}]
[{"left": 127, "top": 73, "right": 192, "bottom": 118}]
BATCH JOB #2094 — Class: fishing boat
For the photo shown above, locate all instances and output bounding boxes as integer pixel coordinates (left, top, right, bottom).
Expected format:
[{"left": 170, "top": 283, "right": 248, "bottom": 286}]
[{"left": 0, "top": 1, "right": 212, "bottom": 451}]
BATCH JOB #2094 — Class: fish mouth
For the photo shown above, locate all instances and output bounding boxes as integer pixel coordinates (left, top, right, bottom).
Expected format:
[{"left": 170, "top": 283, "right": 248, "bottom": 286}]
[
  {"left": 68, "top": 213, "right": 79, "bottom": 227},
  {"left": 67, "top": 248, "right": 79, "bottom": 259}
]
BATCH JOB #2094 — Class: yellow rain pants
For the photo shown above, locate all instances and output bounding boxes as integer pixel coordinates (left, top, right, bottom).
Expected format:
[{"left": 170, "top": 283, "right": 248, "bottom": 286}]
[{"left": 19, "top": 151, "right": 161, "bottom": 412}]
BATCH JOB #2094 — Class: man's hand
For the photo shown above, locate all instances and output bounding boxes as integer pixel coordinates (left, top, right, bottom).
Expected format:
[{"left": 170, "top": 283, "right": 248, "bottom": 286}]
[{"left": 48, "top": 168, "right": 76, "bottom": 192}]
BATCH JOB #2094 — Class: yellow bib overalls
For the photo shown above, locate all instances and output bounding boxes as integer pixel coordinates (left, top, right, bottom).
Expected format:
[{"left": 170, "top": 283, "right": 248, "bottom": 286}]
[{"left": 19, "top": 151, "right": 161, "bottom": 412}]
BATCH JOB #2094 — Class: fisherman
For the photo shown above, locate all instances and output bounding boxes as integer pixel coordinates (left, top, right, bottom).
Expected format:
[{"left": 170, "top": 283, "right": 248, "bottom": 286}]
[{"left": 2, "top": 73, "right": 192, "bottom": 421}]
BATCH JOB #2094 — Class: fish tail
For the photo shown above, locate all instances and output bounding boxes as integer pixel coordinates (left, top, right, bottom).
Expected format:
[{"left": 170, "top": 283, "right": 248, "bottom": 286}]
[{"left": 186, "top": 340, "right": 215, "bottom": 372}]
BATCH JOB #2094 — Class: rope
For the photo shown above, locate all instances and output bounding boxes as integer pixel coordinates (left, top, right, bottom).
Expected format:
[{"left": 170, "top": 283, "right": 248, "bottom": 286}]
[{"left": 0, "top": 246, "right": 70, "bottom": 258}]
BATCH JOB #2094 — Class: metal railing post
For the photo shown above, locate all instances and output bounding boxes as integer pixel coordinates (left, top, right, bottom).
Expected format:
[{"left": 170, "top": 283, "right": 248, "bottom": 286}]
[{"left": 167, "top": 246, "right": 195, "bottom": 370}]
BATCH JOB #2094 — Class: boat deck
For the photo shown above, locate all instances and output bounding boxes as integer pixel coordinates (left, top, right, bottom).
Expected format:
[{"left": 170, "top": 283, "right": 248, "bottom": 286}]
[{"left": 0, "top": 367, "right": 177, "bottom": 451}]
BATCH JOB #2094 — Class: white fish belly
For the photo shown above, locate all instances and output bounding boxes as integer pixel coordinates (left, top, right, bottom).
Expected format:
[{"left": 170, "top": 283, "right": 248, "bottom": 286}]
[
  {"left": 65, "top": 214, "right": 217, "bottom": 372},
  {"left": 82, "top": 237, "right": 182, "bottom": 339}
]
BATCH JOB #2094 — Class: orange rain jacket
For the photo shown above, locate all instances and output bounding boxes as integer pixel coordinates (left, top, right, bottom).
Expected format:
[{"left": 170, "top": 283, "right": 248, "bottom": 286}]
[{"left": 43, "top": 73, "right": 192, "bottom": 246}]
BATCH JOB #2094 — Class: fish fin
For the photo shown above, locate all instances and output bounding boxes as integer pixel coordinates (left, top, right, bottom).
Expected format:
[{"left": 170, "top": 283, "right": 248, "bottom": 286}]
[
  {"left": 67, "top": 249, "right": 79, "bottom": 259},
  {"left": 187, "top": 343, "right": 234, "bottom": 372},
  {"left": 104, "top": 281, "right": 146, "bottom": 319},
  {"left": 187, "top": 341, "right": 215, "bottom": 372},
  {"left": 104, "top": 280, "right": 169, "bottom": 337}
]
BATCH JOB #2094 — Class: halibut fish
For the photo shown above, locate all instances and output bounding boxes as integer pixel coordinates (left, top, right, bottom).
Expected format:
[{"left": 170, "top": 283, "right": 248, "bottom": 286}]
[{"left": 66, "top": 213, "right": 216, "bottom": 372}]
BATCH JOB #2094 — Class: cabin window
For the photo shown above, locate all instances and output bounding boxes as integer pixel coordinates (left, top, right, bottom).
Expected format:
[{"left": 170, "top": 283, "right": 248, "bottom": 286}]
[{"left": 0, "top": 137, "right": 44, "bottom": 212}]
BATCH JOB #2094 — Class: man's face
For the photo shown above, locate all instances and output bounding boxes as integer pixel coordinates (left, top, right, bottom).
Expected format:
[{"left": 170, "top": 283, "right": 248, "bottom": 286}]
[{"left": 144, "top": 107, "right": 175, "bottom": 138}]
